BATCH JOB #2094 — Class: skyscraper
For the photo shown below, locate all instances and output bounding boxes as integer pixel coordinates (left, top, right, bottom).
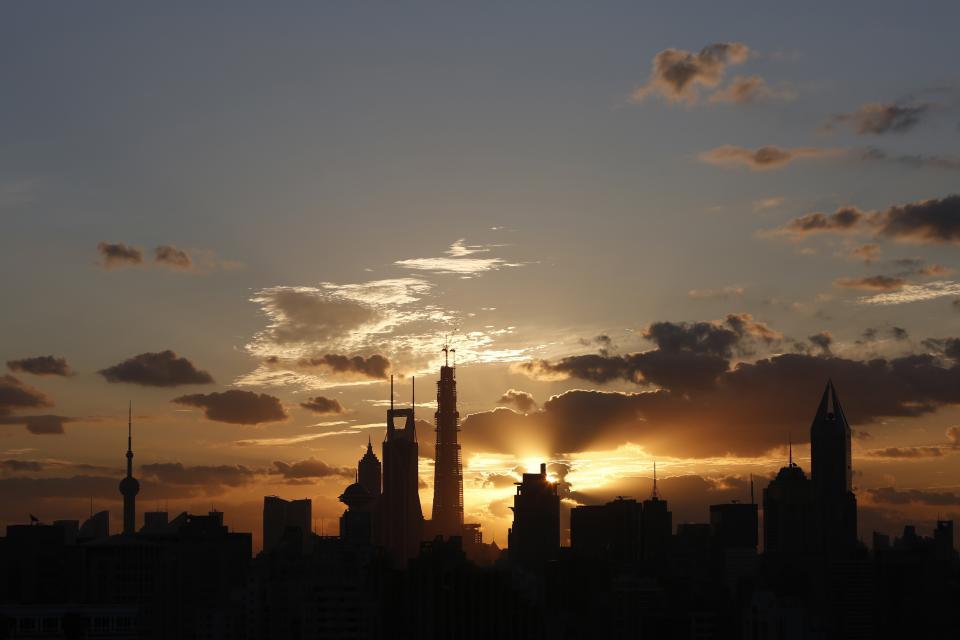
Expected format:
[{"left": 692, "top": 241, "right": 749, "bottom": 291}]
[
  {"left": 810, "top": 381, "right": 858, "bottom": 555},
  {"left": 507, "top": 463, "right": 559, "bottom": 571},
  {"left": 641, "top": 463, "right": 672, "bottom": 573},
  {"left": 358, "top": 436, "right": 382, "bottom": 498},
  {"left": 262, "top": 496, "right": 312, "bottom": 553},
  {"left": 118, "top": 403, "right": 139, "bottom": 536},
  {"left": 431, "top": 346, "right": 464, "bottom": 538},
  {"left": 380, "top": 376, "right": 424, "bottom": 566}
]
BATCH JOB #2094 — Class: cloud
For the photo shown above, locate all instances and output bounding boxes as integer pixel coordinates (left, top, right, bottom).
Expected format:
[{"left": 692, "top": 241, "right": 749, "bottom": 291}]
[
  {"left": 849, "top": 244, "right": 881, "bottom": 263},
  {"left": 395, "top": 239, "right": 521, "bottom": 276},
  {"left": 294, "top": 354, "right": 390, "bottom": 380},
  {"left": 698, "top": 145, "right": 844, "bottom": 171},
  {"left": 921, "top": 337, "right": 960, "bottom": 362},
  {"left": 687, "top": 286, "right": 745, "bottom": 300},
  {"left": 0, "top": 459, "right": 44, "bottom": 472},
  {"left": 774, "top": 195, "right": 960, "bottom": 245},
  {"left": 876, "top": 195, "right": 960, "bottom": 244},
  {"left": 154, "top": 245, "right": 192, "bottom": 270},
  {"left": 708, "top": 75, "right": 795, "bottom": 104},
  {"left": 867, "top": 487, "right": 960, "bottom": 506},
  {"left": 173, "top": 390, "right": 287, "bottom": 425},
  {"left": 494, "top": 322, "right": 960, "bottom": 457},
  {"left": 834, "top": 275, "right": 907, "bottom": 291},
  {"left": 0, "top": 415, "right": 74, "bottom": 435},
  {"left": 0, "top": 375, "right": 53, "bottom": 415},
  {"left": 860, "top": 147, "right": 960, "bottom": 171},
  {"left": 808, "top": 331, "right": 833, "bottom": 355},
  {"left": 6, "top": 356, "right": 72, "bottom": 377},
  {"left": 299, "top": 396, "right": 346, "bottom": 415},
  {"left": 270, "top": 458, "right": 353, "bottom": 480},
  {"left": 140, "top": 462, "right": 256, "bottom": 488},
  {"left": 855, "top": 281, "right": 960, "bottom": 306},
  {"left": 866, "top": 447, "right": 944, "bottom": 458},
  {"left": 630, "top": 42, "right": 750, "bottom": 105},
  {"left": 97, "top": 242, "right": 143, "bottom": 269},
  {"left": 752, "top": 197, "right": 785, "bottom": 213},
  {"left": 825, "top": 103, "right": 929, "bottom": 135},
  {"left": 497, "top": 389, "right": 537, "bottom": 413},
  {"left": 98, "top": 351, "right": 214, "bottom": 387},
  {"left": 947, "top": 426, "right": 960, "bottom": 446}
]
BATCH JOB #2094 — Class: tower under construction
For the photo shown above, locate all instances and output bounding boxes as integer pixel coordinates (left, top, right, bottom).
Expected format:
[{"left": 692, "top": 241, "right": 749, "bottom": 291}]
[{"left": 431, "top": 345, "right": 464, "bottom": 538}]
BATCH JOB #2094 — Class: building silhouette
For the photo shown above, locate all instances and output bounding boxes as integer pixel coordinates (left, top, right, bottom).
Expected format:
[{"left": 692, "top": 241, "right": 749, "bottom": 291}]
[
  {"left": 810, "top": 380, "right": 858, "bottom": 556},
  {"left": 507, "top": 463, "right": 559, "bottom": 571},
  {"left": 118, "top": 403, "right": 139, "bottom": 537},
  {"left": 430, "top": 345, "right": 464, "bottom": 539},
  {"left": 762, "top": 448, "right": 816, "bottom": 558},
  {"left": 570, "top": 497, "right": 642, "bottom": 565},
  {"left": 379, "top": 376, "right": 424, "bottom": 566},
  {"left": 358, "top": 436, "right": 382, "bottom": 498},
  {"left": 262, "top": 496, "right": 311, "bottom": 554},
  {"left": 641, "top": 463, "right": 672, "bottom": 573}
]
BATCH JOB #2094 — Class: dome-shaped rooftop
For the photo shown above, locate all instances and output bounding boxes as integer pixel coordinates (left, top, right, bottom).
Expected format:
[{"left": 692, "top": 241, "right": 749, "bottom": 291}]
[{"left": 339, "top": 482, "right": 372, "bottom": 507}]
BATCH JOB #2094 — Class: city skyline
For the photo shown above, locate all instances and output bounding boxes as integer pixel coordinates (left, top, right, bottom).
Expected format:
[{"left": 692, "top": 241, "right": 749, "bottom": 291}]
[{"left": 3, "top": 2, "right": 960, "bottom": 553}]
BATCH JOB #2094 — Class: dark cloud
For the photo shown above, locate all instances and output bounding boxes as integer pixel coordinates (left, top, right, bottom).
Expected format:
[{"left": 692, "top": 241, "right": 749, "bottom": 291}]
[
  {"left": 776, "top": 195, "right": 960, "bottom": 245},
  {"left": 808, "top": 331, "right": 833, "bottom": 355},
  {"left": 849, "top": 244, "right": 881, "bottom": 263},
  {"left": 867, "top": 447, "right": 944, "bottom": 458},
  {"left": 779, "top": 207, "right": 865, "bottom": 236},
  {"left": 0, "top": 475, "right": 124, "bottom": 503},
  {"left": 7, "top": 356, "right": 72, "bottom": 377},
  {"left": 0, "top": 459, "right": 44, "bottom": 472},
  {"left": 173, "top": 390, "right": 287, "bottom": 424},
  {"left": 99, "top": 351, "right": 214, "bottom": 387},
  {"left": 97, "top": 242, "right": 143, "bottom": 269},
  {"left": 0, "top": 415, "right": 73, "bottom": 435},
  {"left": 947, "top": 426, "right": 960, "bottom": 447},
  {"left": 0, "top": 375, "right": 53, "bottom": 415},
  {"left": 834, "top": 275, "right": 907, "bottom": 291},
  {"left": 497, "top": 389, "right": 537, "bottom": 413},
  {"left": 891, "top": 327, "right": 910, "bottom": 341},
  {"left": 867, "top": 487, "right": 960, "bottom": 506},
  {"left": 477, "top": 346, "right": 960, "bottom": 458},
  {"left": 860, "top": 147, "right": 960, "bottom": 171},
  {"left": 270, "top": 458, "right": 352, "bottom": 480},
  {"left": 631, "top": 42, "right": 750, "bottom": 105},
  {"left": 826, "top": 103, "right": 929, "bottom": 135},
  {"left": 876, "top": 195, "right": 960, "bottom": 245},
  {"left": 140, "top": 462, "right": 255, "bottom": 488},
  {"left": 921, "top": 337, "right": 960, "bottom": 362},
  {"left": 698, "top": 145, "right": 842, "bottom": 171},
  {"left": 953, "top": 299, "right": 960, "bottom": 311},
  {"left": 154, "top": 245, "right": 193, "bottom": 270},
  {"left": 295, "top": 354, "right": 390, "bottom": 379},
  {"left": 299, "top": 396, "right": 345, "bottom": 415}
]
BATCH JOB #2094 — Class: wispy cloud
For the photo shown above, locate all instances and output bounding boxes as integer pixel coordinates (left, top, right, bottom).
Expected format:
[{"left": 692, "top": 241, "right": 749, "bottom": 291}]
[
  {"left": 855, "top": 280, "right": 960, "bottom": 305},
  {"left": 395, "top": 239, "right": 522, "bottom": 277},
  {"left": 698, "top": 145, "right": 845, "bottom": 171}
]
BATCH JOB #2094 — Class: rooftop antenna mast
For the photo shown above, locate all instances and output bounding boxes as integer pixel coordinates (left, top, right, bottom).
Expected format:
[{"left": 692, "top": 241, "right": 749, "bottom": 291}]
[
  {"left": 750, "top": 474, "right": 755, "bottom": 505},
  {"left": 411, "top": 376, "right": 415, "bottom": 418},
  {"left": 788, "top": 434, "right": 793, "bottom": 467},
  {"left": 652, "top": 461, "right": 659, "bottom": 499},
  {"left": 390, "top": 375, "right": 394, "bottom": 412}
]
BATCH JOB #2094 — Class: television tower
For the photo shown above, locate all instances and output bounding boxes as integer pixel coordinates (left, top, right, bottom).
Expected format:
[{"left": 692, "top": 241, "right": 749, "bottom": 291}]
[{"left": 431, "top": 343, "right": 464, "bottom": 537}]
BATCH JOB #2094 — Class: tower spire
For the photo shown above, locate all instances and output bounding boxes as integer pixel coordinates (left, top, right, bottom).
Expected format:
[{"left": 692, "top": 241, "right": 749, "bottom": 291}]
[
  {"left": 652, "top": 461, "right": 659, "bottom": 499},
  {"left": 411, "top": 376, "right": 415, "bottom": 419},
  {"left": 126, "top": 401, "right": 133, "bottom": 478},
  {"left": 119, "top": 402, "right": 140, "bottom": 536},
  {"left": 390, "top": 374, "right": 394, "bottom": 412}
]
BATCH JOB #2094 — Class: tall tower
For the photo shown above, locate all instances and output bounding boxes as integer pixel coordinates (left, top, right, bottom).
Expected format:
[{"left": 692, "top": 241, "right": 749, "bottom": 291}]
[
  {"left": 809, "top": 380, "right": 857, "bottom": 555},
  {"left": 358, "top": 436, "right": 382, "bottom": 497},
  {"left": 380, "top": 376, "right": 423, "bottom": 566},
  {"left": 118, "top": 402, "right": 140, "bottom": 536},
  {"left": 431, "top": 345, "right": 464, "bottom": 538}
]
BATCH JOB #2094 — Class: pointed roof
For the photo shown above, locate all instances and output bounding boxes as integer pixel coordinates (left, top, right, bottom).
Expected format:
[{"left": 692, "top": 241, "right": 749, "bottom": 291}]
[{"left": 813, "top": 379, "right": 849, "bottom": 429}]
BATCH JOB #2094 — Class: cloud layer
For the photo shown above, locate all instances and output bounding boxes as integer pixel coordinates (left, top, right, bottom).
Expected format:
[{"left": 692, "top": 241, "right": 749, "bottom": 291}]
[
  {"left": 6, "top": 356, "right": 72, "bottom": 377},
  {"left": 173, "top": 390, "right": 287, "bottom": 424}
]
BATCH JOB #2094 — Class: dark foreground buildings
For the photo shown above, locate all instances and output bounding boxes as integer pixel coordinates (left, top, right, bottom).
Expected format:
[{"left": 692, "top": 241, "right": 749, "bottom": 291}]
[{"left": 2, "top": 380, "right": 958, "bottom": 639}]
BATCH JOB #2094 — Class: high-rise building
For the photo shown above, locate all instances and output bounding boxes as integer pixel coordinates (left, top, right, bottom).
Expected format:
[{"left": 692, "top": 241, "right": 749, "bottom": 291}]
[
  {"left": 809, "top": 381, "right": 858, "bottom": 556},
  {"left": 710, "top": 502, "right": 758, "bottom": 551},
  {"left": 507, "top": 463, "right": 559, "bottom": 571},
  {"left": 118, "top": 403, "right": 139, "bottom": 536},
  {"left": 641, "top": 463, "right": 672, "bottom": 572},
  {"left": 570, "top": 497, "right": 642, "bottom": 565},
  {"left": 262, "top": 496, "right": 312, "bottom": 553},
  {"left": 763, "top": 457, "right": 816, "bottom": 557},
  {"left": 431, "top": 346, "right": 464, "bottom": 538},
  {"left": 380, "top": 376, "right": 424, "bottom": 566},
  {"left": 358, "top": 436, "right": 382, "bottom": 497}
]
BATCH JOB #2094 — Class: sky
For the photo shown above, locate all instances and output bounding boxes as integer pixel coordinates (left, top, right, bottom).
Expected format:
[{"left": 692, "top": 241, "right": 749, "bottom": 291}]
[{"left": 2, "top": 1, "right": 960, "bottom": 550}]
